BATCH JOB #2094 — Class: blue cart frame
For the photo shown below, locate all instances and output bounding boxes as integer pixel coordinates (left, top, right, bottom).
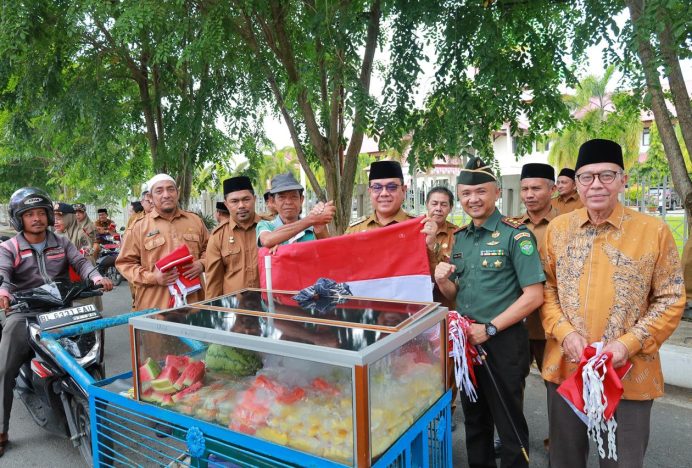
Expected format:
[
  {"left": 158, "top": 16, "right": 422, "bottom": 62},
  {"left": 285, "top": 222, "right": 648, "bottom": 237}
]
[{"left": 41, "top": 312, "right": 453, "bottom": 467}]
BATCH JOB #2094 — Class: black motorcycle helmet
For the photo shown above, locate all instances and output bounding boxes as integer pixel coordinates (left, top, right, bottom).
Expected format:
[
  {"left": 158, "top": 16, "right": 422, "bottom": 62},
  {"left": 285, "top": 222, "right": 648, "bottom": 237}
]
[{"left": 8, "top": 187, "right": 55, "bottom": 231}]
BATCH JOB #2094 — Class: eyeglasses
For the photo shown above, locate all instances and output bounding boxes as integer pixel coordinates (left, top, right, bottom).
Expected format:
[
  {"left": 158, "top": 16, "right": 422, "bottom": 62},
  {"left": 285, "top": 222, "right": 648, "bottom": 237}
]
[
  {"left": 575, "top": 170, "right": 622, "bottom": 185},
  {"left": 369, "top": 183, "right": 402, "bottom": 193}
]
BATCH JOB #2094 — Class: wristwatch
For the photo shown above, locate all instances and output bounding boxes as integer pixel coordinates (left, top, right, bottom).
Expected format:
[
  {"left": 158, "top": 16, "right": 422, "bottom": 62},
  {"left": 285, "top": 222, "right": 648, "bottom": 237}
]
[{"left": 485, "top": 322, "right": 498, "bottom": 338}]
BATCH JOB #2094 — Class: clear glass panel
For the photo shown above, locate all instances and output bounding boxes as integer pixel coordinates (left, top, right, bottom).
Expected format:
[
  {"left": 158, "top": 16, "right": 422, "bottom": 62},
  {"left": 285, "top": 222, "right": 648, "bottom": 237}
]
[
  {"left": 143, "top": 306, "right": 390, "bottom": 351},
  {"left": 134, "top": 330, "right": 355, "bottom": 465},
  {"left": 368, "top": 323, "right": 445, "bottom": 460},
  {"left": 196, "top": 289, "right": 433, "bottom": 331}
]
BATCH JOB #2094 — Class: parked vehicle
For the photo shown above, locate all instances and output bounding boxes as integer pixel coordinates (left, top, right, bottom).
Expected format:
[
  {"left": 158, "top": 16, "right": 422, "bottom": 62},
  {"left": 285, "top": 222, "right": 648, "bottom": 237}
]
[
  {"left": 1, "top": 278, "right": 106, "bottom": 465},
  {"left": 96, "top": 235, "right": 123, "bottom": 286}
]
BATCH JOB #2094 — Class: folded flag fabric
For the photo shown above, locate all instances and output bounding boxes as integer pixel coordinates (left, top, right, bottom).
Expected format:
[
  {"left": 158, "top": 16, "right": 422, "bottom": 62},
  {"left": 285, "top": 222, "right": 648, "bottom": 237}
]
[
  {"left": 259, "top": 216, "right": 433, "bottom": 302},
  {"left": 155, "top": 244, "right": 201, "bottom": 308},
  {"left": 448, "top": 311, "right": 479, "bottom": 402},
  {"left": 557, "top": 342, "right": 632, "bottom": 461}
]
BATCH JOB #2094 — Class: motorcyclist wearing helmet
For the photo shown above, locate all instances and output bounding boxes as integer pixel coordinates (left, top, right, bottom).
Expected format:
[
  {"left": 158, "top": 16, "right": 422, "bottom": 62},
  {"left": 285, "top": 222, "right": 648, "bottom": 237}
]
[{"left": 0, "top": 187, "right": 113, "bottom": 456}]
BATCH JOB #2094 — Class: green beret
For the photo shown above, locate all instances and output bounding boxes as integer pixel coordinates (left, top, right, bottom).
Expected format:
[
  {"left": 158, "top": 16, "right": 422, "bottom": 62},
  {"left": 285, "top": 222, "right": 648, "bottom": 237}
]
[{"left": 457, "top": 157, "right": 497, "bottom": 185}]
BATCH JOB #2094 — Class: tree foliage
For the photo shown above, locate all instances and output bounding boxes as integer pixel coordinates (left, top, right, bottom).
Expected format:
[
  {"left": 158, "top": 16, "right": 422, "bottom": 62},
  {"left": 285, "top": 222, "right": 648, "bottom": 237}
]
[{"left": 549, "top": 70, "right": 642, "bottom": 170}]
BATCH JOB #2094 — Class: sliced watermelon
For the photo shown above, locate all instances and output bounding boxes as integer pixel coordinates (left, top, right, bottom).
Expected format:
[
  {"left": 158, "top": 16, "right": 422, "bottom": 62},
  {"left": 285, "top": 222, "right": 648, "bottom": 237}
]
[
  {"left": 139, "top": 357, "right": 162, "bottom": 381},
  {"left": 148, "top": 391, "right": 169, "bottom": 404},
  {"left": 140, "top": 388, "right": 156, "bottom": 402},
  {"left": 276, "top": 387, "right": 306, "bottom": 404},
  {"left": 165, "top": 354, "right": 191, "bottom": 373},
  {"left": 311, "top": 377, "right": 340, "bottom": 396},
  {"left": 151, "top": 365, "right": 181, "bottom": 394},
  {"left": 171, "top": 381, "right": 204, "bottom": 403},
  {"left": 173, "top": 361, "right": 206, "bottom": 390}
]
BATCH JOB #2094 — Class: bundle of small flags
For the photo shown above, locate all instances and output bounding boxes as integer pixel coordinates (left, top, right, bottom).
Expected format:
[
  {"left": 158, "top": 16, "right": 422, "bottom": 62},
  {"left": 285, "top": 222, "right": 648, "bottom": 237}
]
[
  {"left": 557, "top": 342, "right": 632, "bottom": 461},
  {"left": 154, "top": 244, "right": 201, "bottom": 308},
  {"left": 448, "top": 311, "right": 479, "bottom": 402}
]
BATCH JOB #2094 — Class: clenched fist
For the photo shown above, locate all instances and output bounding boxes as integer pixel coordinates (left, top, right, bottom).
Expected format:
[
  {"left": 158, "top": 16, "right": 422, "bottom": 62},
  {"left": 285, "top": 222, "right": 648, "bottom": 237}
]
[{"left": 434, "top": 261, "right": 456, "bottom": 283}]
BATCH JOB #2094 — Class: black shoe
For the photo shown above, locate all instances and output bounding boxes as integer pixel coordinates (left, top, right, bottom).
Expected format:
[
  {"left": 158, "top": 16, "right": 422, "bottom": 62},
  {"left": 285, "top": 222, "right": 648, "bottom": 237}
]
[{"left": 494, "top": 437, "right": 502, "bottom": 458}]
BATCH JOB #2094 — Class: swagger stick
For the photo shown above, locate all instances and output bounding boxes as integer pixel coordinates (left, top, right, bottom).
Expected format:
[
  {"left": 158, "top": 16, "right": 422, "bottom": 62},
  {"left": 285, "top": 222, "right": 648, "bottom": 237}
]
[{"left": 475, "top": 344, "right": 530, "bottom": 463}]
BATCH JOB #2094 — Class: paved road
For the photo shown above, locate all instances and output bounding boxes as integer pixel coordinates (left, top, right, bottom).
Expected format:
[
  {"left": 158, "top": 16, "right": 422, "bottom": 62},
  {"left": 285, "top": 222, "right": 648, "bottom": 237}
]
[
  {"left": 451, "top": 372, "right": 692, "bottom": 467},
  {"left": 3, "top": 283, "right": 692, "bottom": 467}
]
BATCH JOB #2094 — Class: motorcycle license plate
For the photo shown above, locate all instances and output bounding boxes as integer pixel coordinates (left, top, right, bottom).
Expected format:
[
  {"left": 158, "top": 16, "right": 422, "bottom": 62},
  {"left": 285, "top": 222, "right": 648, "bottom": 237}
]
[{"left": 37, "top": 304, "right": 102, "bottom": 331}]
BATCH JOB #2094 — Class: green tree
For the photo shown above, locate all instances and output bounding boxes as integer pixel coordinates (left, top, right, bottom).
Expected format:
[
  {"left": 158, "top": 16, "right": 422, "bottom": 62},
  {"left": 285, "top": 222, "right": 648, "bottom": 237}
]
[
  {"left": 579, "top": 0, "right": 692, "bottom": 217},
  {"left": 0, "top": 0, "right": 260, "bottom": 205},
  {"left": 380, "top": 1, "right": 578, "bottom": 169},
  {"left": 548, "top": 71, "right": 642, "bottom": 171}
]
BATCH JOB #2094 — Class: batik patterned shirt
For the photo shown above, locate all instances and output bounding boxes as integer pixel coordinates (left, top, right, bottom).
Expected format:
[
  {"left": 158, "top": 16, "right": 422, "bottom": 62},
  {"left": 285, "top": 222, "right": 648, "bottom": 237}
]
[{"left": 540, "top": 203, "right": 685, "bottom": 400}]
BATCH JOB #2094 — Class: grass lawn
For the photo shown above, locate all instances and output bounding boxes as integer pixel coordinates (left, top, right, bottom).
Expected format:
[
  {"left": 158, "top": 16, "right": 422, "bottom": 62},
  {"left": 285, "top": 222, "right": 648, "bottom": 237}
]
[
  {"left": 447, "top": 210, "right": 688, "bottom": 254},
  {"left": 663, "top": 215, "right": 687, "bottom": 254}
]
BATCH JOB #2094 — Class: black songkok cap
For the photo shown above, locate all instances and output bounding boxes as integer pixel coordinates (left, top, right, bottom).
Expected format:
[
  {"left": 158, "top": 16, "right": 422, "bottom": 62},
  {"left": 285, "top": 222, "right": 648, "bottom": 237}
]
[
  {"left": 131, "top": 201, "right": 144, "bottom": 213},
  {"left": 456, "top": 157, "right": 497, "bottom": 185},
  {"left": 369, "top": 160, "right": 403, "bottom": 181},
  {"left": 216, "top": 201, "right": 229, "bottom": 214},
  {"left": 223, "top": 176, "right": 253, "bottom": 196},
  {"left": 558, "top": 168, "right": 576, "bottom": 180},
  {"left": 97, "top": 208, "right": 108, "bottom": 214},
  {"left": 520, "top": 163, "right": 555, "bottom": 181},
  {"left": 55, "top": 202, "right": 76, "bottom": 214},
  {"left": 575, "top": 139, "right": 624, "bottom": 172}
]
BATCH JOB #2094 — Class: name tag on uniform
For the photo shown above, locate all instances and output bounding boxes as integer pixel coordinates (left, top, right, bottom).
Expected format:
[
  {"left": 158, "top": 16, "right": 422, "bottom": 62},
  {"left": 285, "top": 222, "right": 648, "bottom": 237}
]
[
  {"left": 480, "top": 250, "right": 505, "bottom": 256},
  {"left": 453, "top": 253, "right": 462, "bottom": 259}
]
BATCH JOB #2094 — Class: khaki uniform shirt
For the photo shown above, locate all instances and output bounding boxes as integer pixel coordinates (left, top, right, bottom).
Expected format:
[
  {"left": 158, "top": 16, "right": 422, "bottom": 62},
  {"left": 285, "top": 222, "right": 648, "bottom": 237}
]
[
  {"left": 518, "top": 207, "right": 558, "bottom": 339},
  {"left": 205, "top": 214, "right": 263, "bottom": 299},
  {"left": 540, "top": 204, "right": 685, "bottom": 400},
  {"left": 126, "top": 212, "right": 145, "bottom": 230},
  {"left": 116, "top": 209, "right": 209, "bottom": 311},
  {"left": 551, "top": 191, "right": 583, "bottom": 215},
  {"left": 345, "top": 208, "right": 414, "bottom": 234}
]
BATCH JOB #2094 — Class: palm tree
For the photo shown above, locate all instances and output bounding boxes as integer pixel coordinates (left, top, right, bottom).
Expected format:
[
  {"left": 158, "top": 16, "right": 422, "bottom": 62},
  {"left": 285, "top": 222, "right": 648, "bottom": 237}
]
[{"left": 548, "top": 66, "right": 642, "bottom": 170}]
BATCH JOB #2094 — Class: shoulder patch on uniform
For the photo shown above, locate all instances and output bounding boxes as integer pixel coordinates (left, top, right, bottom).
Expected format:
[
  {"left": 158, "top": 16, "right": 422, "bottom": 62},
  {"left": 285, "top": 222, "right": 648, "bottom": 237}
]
[
  {"left": 513, "top": 232, "right": 531, "bottom": 241},
  {"left": 501, "top": 216, "right": 526, "bottom": 229},
  {"left": 349, "top": 216, "right": 367, "bottom": 227},
  {"left": 519, "top": 239, "right": 535, "bottom": 256},
  {"left": 453, "top": 223, "right": 470, "bottom": 234},
  {"left": 211, "top": 220, "right": 229, "bottom": 234},
  {"left": 404, "top": 211, "right": 415, "bottom": 219}
]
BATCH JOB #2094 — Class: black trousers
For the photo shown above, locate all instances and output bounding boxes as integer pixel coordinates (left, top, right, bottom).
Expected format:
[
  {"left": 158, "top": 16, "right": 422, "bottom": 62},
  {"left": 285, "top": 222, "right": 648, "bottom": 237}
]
[
  {"left": 460, "top": 322, "right": 530, "bottom": 468},
  {"left": 546, "top": 382, "right": 652, "bottom": 468}
]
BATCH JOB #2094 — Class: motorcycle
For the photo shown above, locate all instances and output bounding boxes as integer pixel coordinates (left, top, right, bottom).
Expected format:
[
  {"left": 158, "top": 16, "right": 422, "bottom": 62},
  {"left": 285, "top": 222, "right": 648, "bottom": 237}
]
[
  {"left": 1, "top": 278, "right": 106, "bottom": 465},
  {"left": 96, "top": 234, "right": 123, "bottom": 286}
]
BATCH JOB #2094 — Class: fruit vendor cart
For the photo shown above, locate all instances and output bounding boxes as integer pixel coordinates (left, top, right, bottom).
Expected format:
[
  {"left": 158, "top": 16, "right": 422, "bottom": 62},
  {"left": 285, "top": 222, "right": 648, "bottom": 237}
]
[{"left": 88, "top": 288, "right": 453, "bottom": 467}]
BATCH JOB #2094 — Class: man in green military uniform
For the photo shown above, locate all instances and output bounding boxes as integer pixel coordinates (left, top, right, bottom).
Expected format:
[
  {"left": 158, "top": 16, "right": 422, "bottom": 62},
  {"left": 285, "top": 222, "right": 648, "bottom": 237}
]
[{"left": 435, "top": 157, "right": 545, "bottom": 468}]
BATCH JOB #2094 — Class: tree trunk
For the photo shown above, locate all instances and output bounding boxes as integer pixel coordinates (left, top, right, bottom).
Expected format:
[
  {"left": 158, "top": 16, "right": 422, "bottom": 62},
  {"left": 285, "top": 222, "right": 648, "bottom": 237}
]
[
  {"left": 628, "top": 0, "right": 692, "bottom": 219},
  {"left": 176, "top": 163, "right": 193, "bottom": 209},
  {"left": 656, "top": 8, "right": 692, "bottom": 159}
]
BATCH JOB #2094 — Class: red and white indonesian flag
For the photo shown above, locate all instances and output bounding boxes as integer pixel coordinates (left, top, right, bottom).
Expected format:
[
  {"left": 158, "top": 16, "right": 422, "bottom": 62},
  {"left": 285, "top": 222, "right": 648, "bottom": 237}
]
[{"left": 258, "top": 216, "right": 433, "bottom": 301}]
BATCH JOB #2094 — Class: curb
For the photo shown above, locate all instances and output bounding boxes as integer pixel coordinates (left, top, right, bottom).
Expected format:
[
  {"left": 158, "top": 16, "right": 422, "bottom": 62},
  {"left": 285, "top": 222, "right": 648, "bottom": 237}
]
[{"left": 660, "top": 343, "right": 692, "bottom": 389}]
